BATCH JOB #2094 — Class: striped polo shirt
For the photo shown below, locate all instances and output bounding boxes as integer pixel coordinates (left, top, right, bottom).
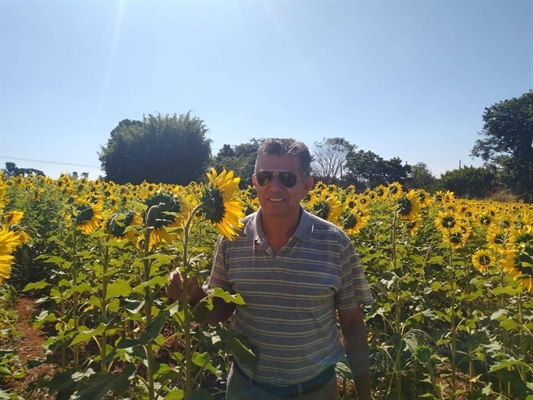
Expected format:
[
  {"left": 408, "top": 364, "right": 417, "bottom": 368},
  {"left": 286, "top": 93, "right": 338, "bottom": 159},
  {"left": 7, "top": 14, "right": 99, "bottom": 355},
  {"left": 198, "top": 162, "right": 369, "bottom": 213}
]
[{"left": 208, "top": 207, "right": 373, "bottom": 386}]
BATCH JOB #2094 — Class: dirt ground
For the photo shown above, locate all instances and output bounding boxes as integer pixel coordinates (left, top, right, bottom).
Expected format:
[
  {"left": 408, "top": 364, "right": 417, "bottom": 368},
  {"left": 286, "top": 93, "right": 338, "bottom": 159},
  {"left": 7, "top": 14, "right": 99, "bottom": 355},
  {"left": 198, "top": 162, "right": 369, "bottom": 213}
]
[{"left": 2, "top": 296, "right": 55, "bottom": 399}]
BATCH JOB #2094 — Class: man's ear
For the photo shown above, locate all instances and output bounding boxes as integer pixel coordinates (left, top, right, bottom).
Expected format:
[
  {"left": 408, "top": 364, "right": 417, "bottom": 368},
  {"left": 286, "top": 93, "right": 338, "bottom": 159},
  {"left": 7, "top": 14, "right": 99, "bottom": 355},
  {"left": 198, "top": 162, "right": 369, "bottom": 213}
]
[
  {"left": 303, "top": 176, "right": 314, "bottom": 195},
  {"left": 251, "top": 174, "right": 258, "bottom": 189}
]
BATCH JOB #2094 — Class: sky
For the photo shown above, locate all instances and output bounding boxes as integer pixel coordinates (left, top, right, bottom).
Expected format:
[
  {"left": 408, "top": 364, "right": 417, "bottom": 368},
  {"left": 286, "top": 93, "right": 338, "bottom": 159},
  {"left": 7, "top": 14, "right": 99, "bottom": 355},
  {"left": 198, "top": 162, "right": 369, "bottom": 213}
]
[{"left": 1, "top": 0, "right": 532, "bottom": 180}]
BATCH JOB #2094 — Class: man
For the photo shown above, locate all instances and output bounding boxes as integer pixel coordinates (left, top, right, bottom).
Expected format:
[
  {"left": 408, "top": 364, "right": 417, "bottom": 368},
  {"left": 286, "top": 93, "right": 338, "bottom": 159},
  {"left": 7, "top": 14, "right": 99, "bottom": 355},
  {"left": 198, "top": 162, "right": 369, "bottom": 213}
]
[{"left": 168, "top": 138, "right": 373, "bottom": 400}]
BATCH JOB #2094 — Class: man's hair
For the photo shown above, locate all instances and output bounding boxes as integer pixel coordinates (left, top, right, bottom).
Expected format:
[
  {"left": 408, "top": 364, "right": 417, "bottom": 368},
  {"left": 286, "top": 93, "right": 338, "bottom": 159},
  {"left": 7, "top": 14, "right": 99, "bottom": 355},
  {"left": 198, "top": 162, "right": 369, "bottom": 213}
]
[{"left": 255, "top": 138, "right": 312, "bottom": 179}]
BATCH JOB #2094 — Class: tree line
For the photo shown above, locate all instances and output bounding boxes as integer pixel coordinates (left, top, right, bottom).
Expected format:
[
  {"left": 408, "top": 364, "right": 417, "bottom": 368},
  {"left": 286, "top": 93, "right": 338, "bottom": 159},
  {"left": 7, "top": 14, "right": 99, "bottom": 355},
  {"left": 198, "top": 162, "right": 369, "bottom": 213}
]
[{"left": 4, "top": 90, "right": 532, "bottom": 201}]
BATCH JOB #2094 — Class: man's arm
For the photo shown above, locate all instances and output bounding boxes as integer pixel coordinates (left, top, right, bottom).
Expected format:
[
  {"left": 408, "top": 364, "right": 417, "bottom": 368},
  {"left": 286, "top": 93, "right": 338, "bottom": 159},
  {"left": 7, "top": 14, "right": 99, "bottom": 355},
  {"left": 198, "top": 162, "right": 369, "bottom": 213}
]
[
  {"left": 338, "top": 305, "right": 372, "bottom": 400},
  {"left": 167, "top": 272, "right": 235, "bottom": 324}
]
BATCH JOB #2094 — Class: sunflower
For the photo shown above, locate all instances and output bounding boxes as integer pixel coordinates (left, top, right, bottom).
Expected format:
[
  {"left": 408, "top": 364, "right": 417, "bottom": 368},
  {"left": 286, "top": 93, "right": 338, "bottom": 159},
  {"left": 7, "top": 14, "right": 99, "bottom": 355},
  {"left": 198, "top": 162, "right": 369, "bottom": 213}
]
[
  {"left": 338, "top": 208, "right": 369, "bottom": 235},
  {"left": 305, "top": 190, "right": 342, "bottom": 224},
  {"left": 70, "top": 199, "right": 104, "bottom": 235},
  {"left": 443, "top": 227, "right": 469, "bottom": 250},
  {"left": 395, "top": 190, "right": 421, "bottom": 220},
  {"left": 415, "top": 189, "right": 431, "bottom": 209},
  {"left": 387, "top": 182, "right": 403, "bottom": 200},
  {"left": 472, "top": 249, "right": 496, "bottom": 273},
  {"left": 442, "top": 191, "right": 455, "bottom": 205},
  {"left": 200, "top": 169, "right": 244, "bottom": 240},
  {"left": 477, "top": 212, "right": 494, "bottom": 230},
  {"left": 0, "top": 225, "right": 25, "bottom": 285},
  {"left": 375, "top": 185, "right": 388, "bottom": 200},
  {"left": 3, "top": 211, "right": 23, "bottom": 225},
  {"left": 139, "top": 181, "right": 160, "bottom": 200},
  {"left": 403, "top": 216, "right": 423, "bottom": 236},
  {"left": 144, "top": 191, "right": 188, "bottom": 248},
  {"left": 509, "top": 226, "right": 533, "bottom": 249},
  {"left": 435, "top": 210, "right": 457, "bottom": 233},
  {"left": 105, "top": 211, "right": 143, "bottom": 245},
  {"left": 502, "top": 248, "right": 533, "bottom": 293},
  {"left": 433, "top": 191, "right": 445, "bottom": 204},
  {"left": 487, "top": 227, "right": 510, "bottom": 254}
]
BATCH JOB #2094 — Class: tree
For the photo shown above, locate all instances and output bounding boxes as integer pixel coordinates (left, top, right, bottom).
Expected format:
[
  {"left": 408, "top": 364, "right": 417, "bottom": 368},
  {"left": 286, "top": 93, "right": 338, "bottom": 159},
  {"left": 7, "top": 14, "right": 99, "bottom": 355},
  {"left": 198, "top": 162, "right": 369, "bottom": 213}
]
[
  {"left": 471, "top": 91, "right": 533, "bottom": 201},
  {"left": 212, "top": 139, "right": 263, "bottom": 188},
  {"left": 99, "top": 113, "right": 212, "bottom": 185},
  {"left": 311, "top": 138, "right": 356, "bottom": 184},
  {"left": 344, "top": 150, "right": 411, "bottom": 189},
  {"left": 2, "top": 162, "right": 44, "bottom": 178},
  {"left": 437, "top": 166, "right": 496, "bottom": 199},
  {"left": 408, "top": 162, "right": 436, "bottom": 192}
]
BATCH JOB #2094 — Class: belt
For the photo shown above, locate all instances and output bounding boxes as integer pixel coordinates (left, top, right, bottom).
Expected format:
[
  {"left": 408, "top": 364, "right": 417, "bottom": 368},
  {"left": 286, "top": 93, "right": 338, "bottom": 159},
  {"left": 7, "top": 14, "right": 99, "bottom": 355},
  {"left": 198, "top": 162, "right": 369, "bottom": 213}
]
[{"left": 233, "top": 362, "right": 336, "bottom": 398}]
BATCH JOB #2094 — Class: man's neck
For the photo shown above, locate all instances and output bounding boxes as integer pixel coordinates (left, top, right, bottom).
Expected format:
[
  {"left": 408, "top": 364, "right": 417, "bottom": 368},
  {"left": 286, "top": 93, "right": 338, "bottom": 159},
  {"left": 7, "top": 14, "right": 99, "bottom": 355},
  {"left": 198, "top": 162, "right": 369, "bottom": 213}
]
[{"left": 261, "top": 209, "right": 301, "bottom": 244}]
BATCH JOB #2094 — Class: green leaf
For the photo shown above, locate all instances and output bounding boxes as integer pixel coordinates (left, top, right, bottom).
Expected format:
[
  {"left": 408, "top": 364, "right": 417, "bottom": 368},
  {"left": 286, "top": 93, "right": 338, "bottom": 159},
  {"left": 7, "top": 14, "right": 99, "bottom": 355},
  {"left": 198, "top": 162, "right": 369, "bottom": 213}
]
[
  {"left": 191, "top": 352, "right": 217, "bottom": 374},
  {"left": 190, "top": 389, "right": 215, "bottom": 400},
  {"left": 492, "top": 286, "right": 522, "bottom": 296},
  {"left": 117, "top": 311, "right": 170, "bottom": 348},
  {"left": 73, "top": 282, "right": 93, "bottom": 295},
  {"left": 227, "top": 337, "right": 257, "bottom": 375},
  {"left": 75, "top": 363, "right": 135, "bottom": 400},
  {"left": 490, "top": 359, "right": 531, "bottom": 372},
  {"left": 490, "top": 309, "right": 506, "bottom": 320},
  {"left": 211, "top": 287, "right": 246, "bottom": 305},
  {"left": 164, "top": 390, "right": 184, "bottom": 400},
  {"left": 133, "top": 276, "right": 169, "bottom": 293},
  {"left": 22, "top": 281, "right": 49, "bottom": 291},
  {"left": 500, "top": 318, "right": 519, "bottom": 331},
  {"left": 106, "top": 280, "right": 132, "bottom": 300},
  {"left": 70, "top": 324, "right": 106, "bottom": 346}
]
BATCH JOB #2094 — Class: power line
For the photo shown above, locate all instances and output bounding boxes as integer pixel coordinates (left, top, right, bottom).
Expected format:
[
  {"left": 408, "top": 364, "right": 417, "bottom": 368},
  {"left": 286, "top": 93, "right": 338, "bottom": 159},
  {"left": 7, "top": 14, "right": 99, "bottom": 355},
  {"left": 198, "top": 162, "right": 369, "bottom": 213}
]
[{"left": 0, "top": 156, "right": 99, "bottom": 168}]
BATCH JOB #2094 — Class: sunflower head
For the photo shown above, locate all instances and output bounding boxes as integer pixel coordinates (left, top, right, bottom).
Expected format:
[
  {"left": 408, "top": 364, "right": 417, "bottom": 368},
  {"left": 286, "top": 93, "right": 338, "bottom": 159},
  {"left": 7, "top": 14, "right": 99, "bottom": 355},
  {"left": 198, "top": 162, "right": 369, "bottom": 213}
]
[
  {"left": 435, "top": 210, "right": 457, "bottom": 233},
  {"left": 339, "top": 208, "right": 369, "bottom": 235},
  {"left": 395, "top": 190, "right": 421, "bottom": 220},
  {"left": 106, "top": 211, "right": 142, "bottom": 245},
  {"left": 199, "top": 169, "right": 244, "bottom": 240},
  {"left": 70, "top": 200, "right": 104, "bottom": 235},
  {"left": 143, "top": 191, "right": 186, "bottom": 248},
  {"left": 472, "top": 249, "right": 496, "bottom": 273},
  {"left": 502, "top": 247, "right": 533, "bottom": 293},
  {"left": 387, "top": 182, "right": 403, "bottom": 200}
]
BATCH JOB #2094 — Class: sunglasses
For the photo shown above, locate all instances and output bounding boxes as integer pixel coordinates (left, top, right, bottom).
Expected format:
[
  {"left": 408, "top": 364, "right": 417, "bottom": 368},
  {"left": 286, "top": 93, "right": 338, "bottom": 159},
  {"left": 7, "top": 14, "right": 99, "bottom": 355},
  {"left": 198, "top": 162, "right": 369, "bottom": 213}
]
[{"left": 255, "top": 170, "right": 299, "bottom": 188}]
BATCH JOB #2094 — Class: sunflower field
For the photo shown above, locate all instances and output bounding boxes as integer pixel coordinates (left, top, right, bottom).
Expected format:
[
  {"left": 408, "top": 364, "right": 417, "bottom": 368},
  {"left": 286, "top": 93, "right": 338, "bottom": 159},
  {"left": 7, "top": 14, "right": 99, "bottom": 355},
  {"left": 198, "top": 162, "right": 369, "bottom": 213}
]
[{"left": 0, "top": 171, "right": 532, "bottom": 400}]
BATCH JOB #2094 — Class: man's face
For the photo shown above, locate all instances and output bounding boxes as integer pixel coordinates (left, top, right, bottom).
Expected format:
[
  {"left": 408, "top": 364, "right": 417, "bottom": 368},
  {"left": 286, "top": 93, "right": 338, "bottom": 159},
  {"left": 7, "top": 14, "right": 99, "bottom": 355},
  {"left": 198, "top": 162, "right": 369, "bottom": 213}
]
[{"left": 252, "top": 154, "right": 313, "bottom": 221}]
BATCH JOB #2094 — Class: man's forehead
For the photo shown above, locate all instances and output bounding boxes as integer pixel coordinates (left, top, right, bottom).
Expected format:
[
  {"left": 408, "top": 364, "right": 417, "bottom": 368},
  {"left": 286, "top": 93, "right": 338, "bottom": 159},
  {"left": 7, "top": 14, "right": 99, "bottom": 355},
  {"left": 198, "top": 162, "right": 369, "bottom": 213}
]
[{"left": 257, "top": 153, "right": 300, "bottom": 168}]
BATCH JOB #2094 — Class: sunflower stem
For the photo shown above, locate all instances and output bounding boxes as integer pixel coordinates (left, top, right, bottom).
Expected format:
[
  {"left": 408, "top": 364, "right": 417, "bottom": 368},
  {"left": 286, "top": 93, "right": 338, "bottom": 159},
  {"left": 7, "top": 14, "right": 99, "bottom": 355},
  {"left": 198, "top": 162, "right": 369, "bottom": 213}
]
[
  {"left": 181, "top": 204, "right": 202, "bottom": 400},
  {"left": 447, "top": 244, "right": 457, "bottom": 399},
  {"left": 72, "top": 228, "right": 79, "bottom": 371},
  {"left": 100, "top": 241, "right": 109, "bottom": 373},
  {"left": 142, "top": 228, "right": 155, "bottom": 400}
]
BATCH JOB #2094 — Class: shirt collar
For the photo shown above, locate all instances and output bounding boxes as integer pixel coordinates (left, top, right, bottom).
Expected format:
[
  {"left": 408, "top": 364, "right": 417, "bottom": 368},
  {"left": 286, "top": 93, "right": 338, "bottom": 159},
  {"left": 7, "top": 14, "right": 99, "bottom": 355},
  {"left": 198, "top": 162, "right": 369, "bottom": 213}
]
[{"left": 243, "top": 206, "right": 314, "bottom": 241}]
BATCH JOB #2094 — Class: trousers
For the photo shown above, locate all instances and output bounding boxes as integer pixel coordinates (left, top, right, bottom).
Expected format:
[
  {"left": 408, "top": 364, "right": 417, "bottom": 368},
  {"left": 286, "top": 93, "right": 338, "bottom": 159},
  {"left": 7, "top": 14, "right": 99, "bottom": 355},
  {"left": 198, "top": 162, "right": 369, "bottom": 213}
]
[{"left": 225, "top": 363, "right": 340, "bottom": 400}]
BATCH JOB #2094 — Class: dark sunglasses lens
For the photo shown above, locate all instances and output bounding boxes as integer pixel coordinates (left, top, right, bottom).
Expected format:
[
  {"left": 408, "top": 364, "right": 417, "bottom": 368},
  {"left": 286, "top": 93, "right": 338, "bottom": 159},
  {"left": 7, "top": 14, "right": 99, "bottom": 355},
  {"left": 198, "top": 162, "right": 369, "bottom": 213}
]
[
  {"left": 278, "top": 172, "right": 297, "bottom": 188},
  {"left": 256, "top": 171, "right": 273, "bottom": 186}
]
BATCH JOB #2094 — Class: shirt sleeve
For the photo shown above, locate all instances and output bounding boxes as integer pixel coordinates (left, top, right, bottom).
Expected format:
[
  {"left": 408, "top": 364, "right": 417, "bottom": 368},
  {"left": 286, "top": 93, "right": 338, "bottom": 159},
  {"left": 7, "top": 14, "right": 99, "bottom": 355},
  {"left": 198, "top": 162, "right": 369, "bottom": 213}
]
[
  {"left": 336, "top": 240, "right": 374, "bottom": 313},
  {"left": 206, "top": 235, "right": 235, "bottom": 294}
]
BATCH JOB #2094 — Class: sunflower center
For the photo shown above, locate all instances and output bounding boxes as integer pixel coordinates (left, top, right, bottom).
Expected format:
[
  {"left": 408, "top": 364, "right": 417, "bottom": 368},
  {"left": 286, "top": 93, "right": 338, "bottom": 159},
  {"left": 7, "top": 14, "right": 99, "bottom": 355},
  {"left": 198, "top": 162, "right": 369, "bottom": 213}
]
[
  {"left": 108, "top": 211, "right": 135, "bottom": 237},
  {"left": 449, "top": 232, "right": 463, "bottom": 245},
  {"left": 145, "top": 193, "right": 182, "bottom": 228},
  {"left": 75, "top": 204, "right": 95, "bottom": 225},
  {"left": 342, "top": 213, "right": 357, "bottom": 230},
  {"left": 442, "top": 216, "right": 456, "bottom": 229},
  {"left": 494, "top": 234, "right": 506, "bottom": 245},
  {"left": 201, "top": 187, "right": 226, "bottom": 223},
  {"left": 397, "top": 197, "right": 412, "bottom": 216},
  {"left": 312, "top": 201, "right": 330, "bottom": 220},
  {"left": 515, "top": 233, "right": 533, "bottom": 246},
  {"left": 480, "top": 216, "right": 491, "bottom": 226},
  {"left": 479, "top": 255, "right": 491, "bottom": 266}
]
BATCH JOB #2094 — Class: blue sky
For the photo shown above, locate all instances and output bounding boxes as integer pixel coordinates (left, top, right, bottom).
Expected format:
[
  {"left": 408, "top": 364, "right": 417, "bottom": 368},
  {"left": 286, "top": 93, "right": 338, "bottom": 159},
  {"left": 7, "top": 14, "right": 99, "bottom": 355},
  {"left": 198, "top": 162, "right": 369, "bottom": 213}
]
[{"left": 1, "top": 0, "right": 531, "bottom": 180}]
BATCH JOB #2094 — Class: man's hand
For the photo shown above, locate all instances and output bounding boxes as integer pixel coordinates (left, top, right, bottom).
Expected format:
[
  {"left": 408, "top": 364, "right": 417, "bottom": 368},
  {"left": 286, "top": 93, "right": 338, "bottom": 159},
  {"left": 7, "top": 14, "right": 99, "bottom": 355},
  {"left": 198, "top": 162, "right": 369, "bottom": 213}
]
[{"left": 166, "top": 269, "right": 205, "bottom": 305}]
